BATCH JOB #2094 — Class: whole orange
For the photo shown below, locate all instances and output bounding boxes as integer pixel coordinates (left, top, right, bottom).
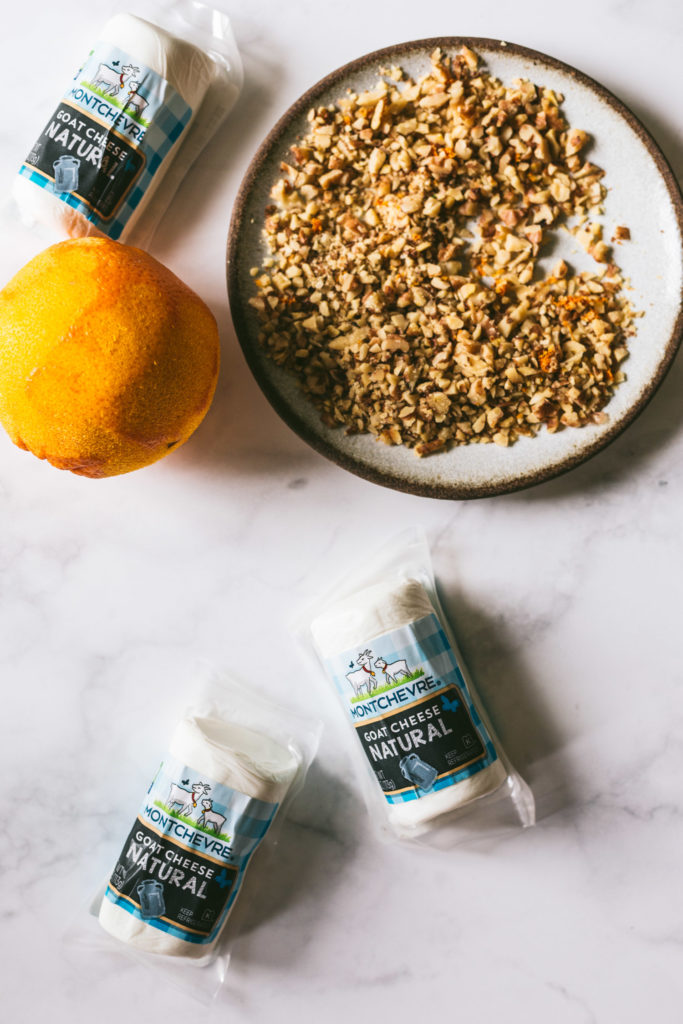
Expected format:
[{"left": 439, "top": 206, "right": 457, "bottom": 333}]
[{"left": 0, "top": 238, "right": 219, "bottom": 477}]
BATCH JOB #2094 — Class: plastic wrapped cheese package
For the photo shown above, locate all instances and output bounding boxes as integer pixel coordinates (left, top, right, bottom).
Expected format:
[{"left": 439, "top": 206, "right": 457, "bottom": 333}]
[
  {"left": 7, "top": 0, "right": 242, "bottom": 250},
  {"left": 297, "top": 528, "right": 535, "bottom": 846},
  {"left": 75, "top": 675, "right": 320, "bottom": 1003}
]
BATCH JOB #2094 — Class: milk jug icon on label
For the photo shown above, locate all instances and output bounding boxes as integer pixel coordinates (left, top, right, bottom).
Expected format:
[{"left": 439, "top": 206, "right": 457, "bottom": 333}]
[
  {"left": 53, "top": 155, "right": 80, "bottom": 193},
  {"left": 137, "top": 879, "right": 166, "bottom": 919},
  {"left": 400, "top": 753, "right": 438, "bottom": 792}
]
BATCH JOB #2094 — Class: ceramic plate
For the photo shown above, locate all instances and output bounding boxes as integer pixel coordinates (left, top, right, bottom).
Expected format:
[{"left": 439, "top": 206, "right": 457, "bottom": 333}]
[{"left": 227, "top": 38, "right": 683, "bottom": 499}]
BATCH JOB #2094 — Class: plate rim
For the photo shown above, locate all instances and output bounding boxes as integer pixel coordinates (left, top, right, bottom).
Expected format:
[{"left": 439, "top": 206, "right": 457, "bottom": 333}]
[{"left": 226, "top": 35, "right": 683, "bottom": 500}]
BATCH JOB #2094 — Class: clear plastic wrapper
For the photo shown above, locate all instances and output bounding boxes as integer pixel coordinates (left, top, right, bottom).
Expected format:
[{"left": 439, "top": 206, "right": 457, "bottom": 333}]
[
  {"left": 3, "top": 0, "right": 242, "bottom": 256},
  {"left": 295, "top": 527, "right": 535, "bottom": 847},
  {"left": 68, "top": 674, "right": 320, "bottom": 1003}
]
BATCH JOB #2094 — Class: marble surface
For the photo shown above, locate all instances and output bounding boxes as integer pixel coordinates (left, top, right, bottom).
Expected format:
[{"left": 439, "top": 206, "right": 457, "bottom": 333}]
[{"left": 1, "top": 0, "right": 682, "bottom": 1021}]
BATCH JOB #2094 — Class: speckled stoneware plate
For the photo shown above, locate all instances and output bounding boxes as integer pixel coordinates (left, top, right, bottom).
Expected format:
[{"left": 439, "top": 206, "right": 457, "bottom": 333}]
[{"left": 227, "top": 38, "right": 683, "bottom": 499}]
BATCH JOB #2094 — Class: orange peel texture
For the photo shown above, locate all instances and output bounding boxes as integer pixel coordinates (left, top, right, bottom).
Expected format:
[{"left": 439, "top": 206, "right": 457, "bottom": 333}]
[{"left": 0, "top": 238, "right": 219, "bottom": 477}]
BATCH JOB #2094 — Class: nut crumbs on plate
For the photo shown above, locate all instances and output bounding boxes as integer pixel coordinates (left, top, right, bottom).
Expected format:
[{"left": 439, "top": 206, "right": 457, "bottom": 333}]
[{"left": 249, "top": 47, "right": 638, "bottom": 455}]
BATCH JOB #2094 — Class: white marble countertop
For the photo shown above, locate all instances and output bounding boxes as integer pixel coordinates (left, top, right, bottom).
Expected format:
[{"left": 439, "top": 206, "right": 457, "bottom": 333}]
[{"left": 1, "top": 1, "right": 682, "bottom": 1021}]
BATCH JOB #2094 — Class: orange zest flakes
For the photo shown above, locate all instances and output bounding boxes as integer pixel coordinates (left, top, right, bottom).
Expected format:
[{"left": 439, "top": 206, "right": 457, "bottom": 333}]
[
  {"left": 554, "top": 292, "right": 600, "bottom": 311},
  {"left": 551, "top": 291, "right": 605, "bottom": 324},
  {"left": 432, "top": 144, "right": 456, "bottom": 160},
  {"left": 538, "top": 348, "right": 556, "bottom": 372}
]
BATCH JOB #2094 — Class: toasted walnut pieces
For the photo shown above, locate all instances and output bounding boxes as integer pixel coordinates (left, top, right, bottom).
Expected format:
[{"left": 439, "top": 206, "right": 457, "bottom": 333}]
[{"left": 250, "top": 48, "right": 638, "bottom": 455}]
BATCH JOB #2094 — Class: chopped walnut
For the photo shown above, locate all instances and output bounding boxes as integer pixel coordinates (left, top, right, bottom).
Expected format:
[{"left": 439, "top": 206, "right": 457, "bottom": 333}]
[
  {"left": 612, "top": 225, "right": 631, "bottom": 242},
  {"left": 250, "top": 48, "right": 639, "bottom": 455}
]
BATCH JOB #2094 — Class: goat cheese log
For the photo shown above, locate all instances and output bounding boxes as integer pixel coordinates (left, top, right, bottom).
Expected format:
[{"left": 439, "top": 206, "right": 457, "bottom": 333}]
[
  {"left": 13, "top": 13, "right": 215, "bottom": 242},
  {"left": 98, "top": 716, "right": 299, "bottom": 959},
  {"left": 312, "top": 579, "right": 507, "bottom": 837}
]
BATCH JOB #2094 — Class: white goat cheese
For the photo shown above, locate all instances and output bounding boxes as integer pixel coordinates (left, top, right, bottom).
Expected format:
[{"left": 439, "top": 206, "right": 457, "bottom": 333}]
[
  {"left": 312, "top": 578, "right": 507, "bottom": 837},
  {"left": 98, "top": 715, "right": 299, "bottom": 958}
]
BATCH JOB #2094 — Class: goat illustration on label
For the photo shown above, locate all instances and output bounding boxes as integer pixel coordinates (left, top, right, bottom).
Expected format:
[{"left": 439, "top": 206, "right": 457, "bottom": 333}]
[
  {"left": 161, "top": 777, "right": 231, "bottom": 840},
  {"left": 86, "top": 60, "right": 149, "bottom": 117},
  {"left": 346, "top": 648, "right": 422, "bottom": 700},
  {"left": 197, "top": 799, "right": 227, "bottom": 835},
  {"left": 167, "top": 780, "right": 211, "bottom": 817}
]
